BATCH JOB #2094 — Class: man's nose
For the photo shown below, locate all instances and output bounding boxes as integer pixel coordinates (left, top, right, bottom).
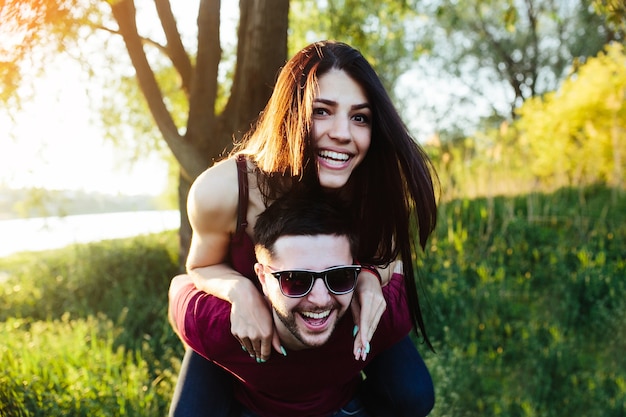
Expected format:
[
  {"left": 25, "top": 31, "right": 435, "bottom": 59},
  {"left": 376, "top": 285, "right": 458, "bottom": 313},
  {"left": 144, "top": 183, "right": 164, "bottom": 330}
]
[{"left": 306, "top": 277, "right": 332, "bottom": 304}]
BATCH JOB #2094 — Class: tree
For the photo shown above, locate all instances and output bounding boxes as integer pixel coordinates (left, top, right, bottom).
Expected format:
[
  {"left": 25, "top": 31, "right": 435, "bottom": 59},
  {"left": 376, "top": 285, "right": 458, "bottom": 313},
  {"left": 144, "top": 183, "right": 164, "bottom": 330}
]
[
  {"left": 1, "top": 0, "right": 289, "bottom": 263},
  {"left": 2, "top": 0, "right": 436, "bottom": 263},
  {"left": 290, "top": 0, "right": 431, "bottom": 94},
  {"left": 515, "top": 42, "right": 626, "bottom": 190},
  {"left": 416, "top": 0, "right": 618, "bottom": 129},
  {"left": 593, "top": 0, "right": 626, "bottom": 33}
]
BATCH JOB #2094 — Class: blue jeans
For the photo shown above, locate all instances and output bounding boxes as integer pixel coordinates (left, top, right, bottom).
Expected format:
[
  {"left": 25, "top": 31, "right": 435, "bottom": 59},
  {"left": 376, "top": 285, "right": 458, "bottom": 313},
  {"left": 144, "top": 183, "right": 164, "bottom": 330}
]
[
  {"left": 169, "top": 335, "right": 434, "bottom": 417},
  {"left": 238, "top": 396, "right": 370, "bottom": 417},
  {"left": 360, "top": 335, "right": 435, "bottom": 417},
  {"left": 168, "top": 348, "right": 233, "bottom": 417}
]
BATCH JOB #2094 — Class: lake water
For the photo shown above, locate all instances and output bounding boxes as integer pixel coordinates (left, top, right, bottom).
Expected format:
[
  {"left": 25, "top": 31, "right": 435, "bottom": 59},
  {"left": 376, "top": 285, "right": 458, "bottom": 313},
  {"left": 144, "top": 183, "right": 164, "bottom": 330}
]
[{"left": 0, "top": 210, "right": 180, "bottom": 257}]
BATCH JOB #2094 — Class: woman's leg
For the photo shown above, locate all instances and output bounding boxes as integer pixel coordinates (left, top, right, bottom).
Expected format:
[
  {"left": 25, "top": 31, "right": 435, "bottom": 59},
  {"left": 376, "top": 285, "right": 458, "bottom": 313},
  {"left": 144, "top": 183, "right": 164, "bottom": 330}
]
[
  {"left": 169, "top": 349, "right": 234, "bottom": 417},
  {"left": 361, "top": 335, "right": 434, "bottom": 417}
]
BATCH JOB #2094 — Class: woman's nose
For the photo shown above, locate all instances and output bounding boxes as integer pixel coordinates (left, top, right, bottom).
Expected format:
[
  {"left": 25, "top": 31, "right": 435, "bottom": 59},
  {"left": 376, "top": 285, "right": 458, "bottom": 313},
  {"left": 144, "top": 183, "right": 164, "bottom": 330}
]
[{"left": 329, "top": 116, "right": 351, "bottom": 142}]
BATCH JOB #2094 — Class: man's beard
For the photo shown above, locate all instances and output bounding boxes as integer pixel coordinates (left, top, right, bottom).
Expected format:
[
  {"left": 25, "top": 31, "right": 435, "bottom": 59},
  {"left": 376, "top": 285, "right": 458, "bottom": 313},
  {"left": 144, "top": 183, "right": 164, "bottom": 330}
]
[{"left": 273, "top": 302, "right": 344, "bottom": 348}]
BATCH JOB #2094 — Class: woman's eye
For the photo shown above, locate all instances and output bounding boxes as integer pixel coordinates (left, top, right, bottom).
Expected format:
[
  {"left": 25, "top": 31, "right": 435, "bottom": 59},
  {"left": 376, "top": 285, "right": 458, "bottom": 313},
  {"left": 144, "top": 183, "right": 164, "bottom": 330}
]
[
  {"left": 313, "top": 107, "right": 329, "bottom": 116},
  {"left": 353, "top": 114, "right": 370, "bottom": 124}
]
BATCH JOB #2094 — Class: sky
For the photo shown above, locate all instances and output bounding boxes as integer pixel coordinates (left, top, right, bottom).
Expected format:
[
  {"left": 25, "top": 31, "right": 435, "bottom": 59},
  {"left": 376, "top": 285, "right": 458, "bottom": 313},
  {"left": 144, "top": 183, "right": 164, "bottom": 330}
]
[
  {"left": 0, "top": 2, "right": 482, "bottom": 197},
  {"left": 0, "top": 61, "right": 169, "bottom": 196},
  {"left": 0, "top": 1, "right": 238, "bottom": 197}
]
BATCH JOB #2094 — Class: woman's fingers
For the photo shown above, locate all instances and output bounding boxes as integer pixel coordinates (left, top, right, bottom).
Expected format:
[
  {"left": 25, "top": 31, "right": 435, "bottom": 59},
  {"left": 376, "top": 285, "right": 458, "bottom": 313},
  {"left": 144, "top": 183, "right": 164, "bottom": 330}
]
[
  {"left": 230, "top": 292, "right": 274, "bottom": 363},
  {"left": 352, "top": 271, "right": 386, "bottom": 361}
]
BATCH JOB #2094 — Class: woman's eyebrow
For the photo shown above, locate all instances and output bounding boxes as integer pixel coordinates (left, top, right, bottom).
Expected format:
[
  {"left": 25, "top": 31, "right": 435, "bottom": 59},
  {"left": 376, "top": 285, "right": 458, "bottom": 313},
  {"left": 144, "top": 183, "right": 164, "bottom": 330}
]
[{"left": 314, "top": 98, "right": 371, "bottom": 110}]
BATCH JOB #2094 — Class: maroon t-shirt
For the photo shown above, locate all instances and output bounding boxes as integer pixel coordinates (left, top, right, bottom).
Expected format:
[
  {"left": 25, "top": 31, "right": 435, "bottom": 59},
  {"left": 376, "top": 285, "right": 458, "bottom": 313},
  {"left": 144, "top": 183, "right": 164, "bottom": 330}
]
[{"left": 170, "top": 273, "right": 411, "bottom": 417}]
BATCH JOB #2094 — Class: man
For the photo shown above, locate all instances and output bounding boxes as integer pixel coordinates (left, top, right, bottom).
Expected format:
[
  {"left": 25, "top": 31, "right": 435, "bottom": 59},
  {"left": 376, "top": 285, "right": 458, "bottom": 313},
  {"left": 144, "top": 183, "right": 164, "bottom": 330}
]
[{"left": 168, "top": 192, "right": 412, "bottom": 417}]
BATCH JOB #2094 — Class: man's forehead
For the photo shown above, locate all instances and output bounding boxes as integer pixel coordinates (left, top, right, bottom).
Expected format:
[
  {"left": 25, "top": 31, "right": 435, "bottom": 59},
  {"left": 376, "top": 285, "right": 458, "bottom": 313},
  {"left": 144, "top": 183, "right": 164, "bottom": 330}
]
[{"left": 269, "top": 234, "right": 353, "bottom": 270}]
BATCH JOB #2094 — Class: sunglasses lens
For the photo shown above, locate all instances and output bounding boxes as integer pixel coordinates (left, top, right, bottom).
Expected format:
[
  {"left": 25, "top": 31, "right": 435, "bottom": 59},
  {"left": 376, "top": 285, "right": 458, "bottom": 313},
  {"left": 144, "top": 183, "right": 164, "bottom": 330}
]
[
  {"left": 326, "top": 268, "right": 357, "bottom": 293},
  {"left": 280, "top": 271, "right": 313, "bottom": 297}
]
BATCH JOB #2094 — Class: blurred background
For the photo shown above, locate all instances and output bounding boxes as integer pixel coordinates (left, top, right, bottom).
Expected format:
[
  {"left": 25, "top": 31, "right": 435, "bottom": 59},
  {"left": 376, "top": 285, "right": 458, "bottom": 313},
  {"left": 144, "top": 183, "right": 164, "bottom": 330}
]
[{"left": 0, "top": 1, "right": 624, "bottom": 416}]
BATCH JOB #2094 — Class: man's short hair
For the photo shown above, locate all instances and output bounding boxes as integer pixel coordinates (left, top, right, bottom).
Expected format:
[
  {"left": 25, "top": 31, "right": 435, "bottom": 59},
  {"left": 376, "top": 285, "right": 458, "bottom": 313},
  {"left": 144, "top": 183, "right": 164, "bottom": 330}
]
[{"left": 253, "top": 189, "right": 358, "bottom": 258}]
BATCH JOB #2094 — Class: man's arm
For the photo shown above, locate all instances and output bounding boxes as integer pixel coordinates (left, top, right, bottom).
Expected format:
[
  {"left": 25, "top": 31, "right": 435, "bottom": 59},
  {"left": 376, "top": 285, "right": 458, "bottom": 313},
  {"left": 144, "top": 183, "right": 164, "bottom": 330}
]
[
  {"left": 168, "top": 274, "right": 235, "bottom": 358},
  {"left": 168, "top": 274, "right": 193, "bottom": 338}
]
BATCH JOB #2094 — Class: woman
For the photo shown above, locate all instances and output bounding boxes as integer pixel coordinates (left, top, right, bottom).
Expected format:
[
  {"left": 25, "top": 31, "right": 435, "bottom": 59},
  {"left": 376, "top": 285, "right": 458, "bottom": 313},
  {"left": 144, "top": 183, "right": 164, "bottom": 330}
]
[{"left": 170, "top": 40, "right": 437, "bottom": 417}]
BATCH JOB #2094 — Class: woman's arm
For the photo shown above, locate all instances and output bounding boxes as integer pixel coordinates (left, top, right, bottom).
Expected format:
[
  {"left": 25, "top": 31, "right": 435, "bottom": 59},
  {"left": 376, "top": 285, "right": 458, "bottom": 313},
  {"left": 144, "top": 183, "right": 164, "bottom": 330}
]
[
  {"left": 350, "top": 260, "right": 404, "bottom": 360},
  {"left": 185, "top": 158, "right": 280, "bottom": 361}
]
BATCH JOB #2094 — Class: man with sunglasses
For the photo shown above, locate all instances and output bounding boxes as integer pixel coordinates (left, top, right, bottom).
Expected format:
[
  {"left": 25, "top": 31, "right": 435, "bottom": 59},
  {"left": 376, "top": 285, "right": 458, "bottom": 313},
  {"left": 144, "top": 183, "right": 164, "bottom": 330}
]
[{"left": 168, "top": 192, "right": 413, "bottom": 417}]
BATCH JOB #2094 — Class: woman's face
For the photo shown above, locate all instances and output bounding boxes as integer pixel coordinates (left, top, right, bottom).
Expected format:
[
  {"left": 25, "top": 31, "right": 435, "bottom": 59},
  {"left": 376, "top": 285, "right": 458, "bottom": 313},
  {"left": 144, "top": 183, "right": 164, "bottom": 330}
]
[{"left": 311, "top": 69, "right": 372, "bottom": 189}]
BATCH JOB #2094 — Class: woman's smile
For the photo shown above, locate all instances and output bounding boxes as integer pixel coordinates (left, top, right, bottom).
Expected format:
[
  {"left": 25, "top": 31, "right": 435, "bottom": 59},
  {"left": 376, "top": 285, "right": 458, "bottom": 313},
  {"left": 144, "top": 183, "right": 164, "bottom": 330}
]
[{"left": 312, "top": 69, "right": 372, "bottom": 189}]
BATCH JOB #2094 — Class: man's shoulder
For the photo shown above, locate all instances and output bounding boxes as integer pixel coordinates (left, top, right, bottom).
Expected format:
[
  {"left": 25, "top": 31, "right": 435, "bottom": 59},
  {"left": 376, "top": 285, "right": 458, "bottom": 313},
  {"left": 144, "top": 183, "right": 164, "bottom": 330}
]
[
  {"left": 379, "top": 273, "right": 411, "bottom": 333},
  {"left": 382, "top": 273, "right": 407, "bottom": 305}
]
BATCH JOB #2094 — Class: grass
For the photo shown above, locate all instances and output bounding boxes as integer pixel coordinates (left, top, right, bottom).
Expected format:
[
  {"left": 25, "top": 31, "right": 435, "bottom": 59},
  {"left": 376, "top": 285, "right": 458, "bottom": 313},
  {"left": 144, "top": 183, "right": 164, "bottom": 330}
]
[{"left": 1, "top": 185, "right": 624, "bottom": 416}]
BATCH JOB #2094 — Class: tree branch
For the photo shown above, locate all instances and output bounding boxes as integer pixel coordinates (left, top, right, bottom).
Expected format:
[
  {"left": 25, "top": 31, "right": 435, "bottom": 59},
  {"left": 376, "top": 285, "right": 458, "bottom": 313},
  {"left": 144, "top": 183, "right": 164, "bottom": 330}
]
[
  {"left": 185, "top": 0, "right": 221, "bottom": 159},
  {"left": 110, "top": 0, "right": 206, "bottom": 181},
  {"left": 154, "top": 0, "right": 193, "bottom": 96},
  {"left": 223, "top": 0, "right": 288, "bottom": 139}
]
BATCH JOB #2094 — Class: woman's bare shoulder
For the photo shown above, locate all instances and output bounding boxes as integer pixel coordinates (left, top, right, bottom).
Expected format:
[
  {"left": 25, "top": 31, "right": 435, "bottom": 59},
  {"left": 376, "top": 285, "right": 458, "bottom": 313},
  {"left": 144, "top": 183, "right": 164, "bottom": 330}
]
[{"left": 187, "top": 158, "right": 239, "bottom": 234}]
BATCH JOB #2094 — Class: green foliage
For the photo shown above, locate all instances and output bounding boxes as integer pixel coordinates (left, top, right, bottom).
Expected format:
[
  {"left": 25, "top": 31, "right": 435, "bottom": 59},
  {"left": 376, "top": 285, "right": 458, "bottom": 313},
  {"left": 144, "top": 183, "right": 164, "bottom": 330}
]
[
  {"left": 0, "top": 315, "right": 178, "bottom": 417},
  {"left": 428, "top": 42, "right": 626, "bottom": 199},
  {"left": 421, "top": 185, "right": 626, "bottom": 416},
  {"left": 1, "top": 187, "right": 625, "bottom": 416},
  {"left": 422, "top": 0, "right": 611, "bottom": 122},
  {"left": 516, "top": 43, "right": 626, "bottom": 188},
  {"left": 0, "top": 187, "right": 168, "bottom": 219},
  {"left": 593, "top": 0, "right": 626, "bottom": 35},
  {"left": 290, "top": 0, "right": 429, "bottom": 93},
  {"left": 0, "top": 0, "right": 103, "bottom": 109},
  {"left": 0, "top": 231, "right": 183, "bottom": 416},
  {"left": 0, "top": 232, "right": 180, "bottom": 354}
]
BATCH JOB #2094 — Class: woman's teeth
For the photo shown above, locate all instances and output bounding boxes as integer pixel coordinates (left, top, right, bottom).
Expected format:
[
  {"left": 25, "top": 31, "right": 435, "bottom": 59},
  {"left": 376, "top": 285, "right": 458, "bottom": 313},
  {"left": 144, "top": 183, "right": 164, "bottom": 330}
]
[{"left": 318, "top": 150, "right": 349, "bottom": 162}]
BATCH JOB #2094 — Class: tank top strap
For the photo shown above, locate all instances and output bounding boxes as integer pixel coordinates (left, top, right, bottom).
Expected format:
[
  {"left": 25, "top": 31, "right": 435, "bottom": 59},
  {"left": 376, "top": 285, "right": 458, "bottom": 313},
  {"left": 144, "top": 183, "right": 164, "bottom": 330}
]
[{"left": 235, "top": 154, "right": 249, "bottom": 235}]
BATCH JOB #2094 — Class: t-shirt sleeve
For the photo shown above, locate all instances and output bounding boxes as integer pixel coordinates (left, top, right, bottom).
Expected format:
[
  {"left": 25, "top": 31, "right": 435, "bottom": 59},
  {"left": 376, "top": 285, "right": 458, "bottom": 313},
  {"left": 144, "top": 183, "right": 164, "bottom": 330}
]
[
  {"left": 376, "top": 273, "right": 413, "bottom": 346},
  {"left": 169, "top": 280, "right": 233, "bottom": 359}
]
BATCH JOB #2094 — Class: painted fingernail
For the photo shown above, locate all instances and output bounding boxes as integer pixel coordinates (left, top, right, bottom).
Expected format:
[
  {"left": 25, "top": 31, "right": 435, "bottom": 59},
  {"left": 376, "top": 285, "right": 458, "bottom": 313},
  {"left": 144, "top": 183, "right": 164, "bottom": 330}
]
[
  {"left": 352, "top": 325, "right": 359, "bottom": 337},
  {"left": 241, "top": 345, "right": 247, "bottom": 352},
  {"left": 365, "top": 342, "right": 371, "bottom": 354},
  {"left": 280, "top": 346, "right": 287, "bottom": 356},
  {"left": 256, "top": 357, "right": 266, "bottom": 363}
]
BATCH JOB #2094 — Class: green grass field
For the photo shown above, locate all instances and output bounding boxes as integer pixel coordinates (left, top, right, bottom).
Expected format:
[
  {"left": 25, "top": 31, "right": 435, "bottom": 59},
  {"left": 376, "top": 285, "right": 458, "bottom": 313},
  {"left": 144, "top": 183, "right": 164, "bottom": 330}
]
[{"left": 1, "top": 186, "right": 624, "bottom": 416}]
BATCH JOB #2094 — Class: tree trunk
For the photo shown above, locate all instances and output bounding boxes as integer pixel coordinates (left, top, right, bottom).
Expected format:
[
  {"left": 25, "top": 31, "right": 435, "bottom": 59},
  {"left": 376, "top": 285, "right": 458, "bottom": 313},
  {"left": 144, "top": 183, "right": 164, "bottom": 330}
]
[
  {"left": 182, "top": 0, "right": 289, "bottom": 267},
  {"left": 110, "top": 0, "right": 289, "bottom": 269}
]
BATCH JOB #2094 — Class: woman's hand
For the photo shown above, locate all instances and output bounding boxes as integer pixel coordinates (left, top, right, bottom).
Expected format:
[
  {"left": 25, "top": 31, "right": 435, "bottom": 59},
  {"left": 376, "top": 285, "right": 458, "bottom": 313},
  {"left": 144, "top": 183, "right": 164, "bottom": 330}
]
[
  {"left": 351, "top": 270, "right": 386, "bottom": 361},
  {"left": 230, "top": 284, "right": 283, "bottom": 363}
]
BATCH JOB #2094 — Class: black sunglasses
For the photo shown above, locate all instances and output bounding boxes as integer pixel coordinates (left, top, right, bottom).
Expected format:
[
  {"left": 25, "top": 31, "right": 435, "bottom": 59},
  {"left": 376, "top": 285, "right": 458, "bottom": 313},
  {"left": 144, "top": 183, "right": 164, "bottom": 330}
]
[{"left": 264, "top": 265, "right": 361, "bottom": 298}]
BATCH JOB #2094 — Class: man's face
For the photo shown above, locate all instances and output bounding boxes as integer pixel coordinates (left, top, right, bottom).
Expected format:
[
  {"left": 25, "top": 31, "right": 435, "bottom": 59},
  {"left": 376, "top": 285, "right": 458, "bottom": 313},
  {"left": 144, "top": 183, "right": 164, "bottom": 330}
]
[{"left": 256, "top": 234, "right": 354, "bottom": 350}]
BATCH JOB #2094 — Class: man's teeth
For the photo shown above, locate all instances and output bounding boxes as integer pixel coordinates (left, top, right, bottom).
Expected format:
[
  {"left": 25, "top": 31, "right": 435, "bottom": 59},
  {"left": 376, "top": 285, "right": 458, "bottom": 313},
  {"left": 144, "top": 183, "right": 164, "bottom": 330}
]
[
  {"left": 301, "top": 310, "right": 330, "bottom": 319},
  {"left": 318, "top": 150, "right": 349, "bottom": 162}
]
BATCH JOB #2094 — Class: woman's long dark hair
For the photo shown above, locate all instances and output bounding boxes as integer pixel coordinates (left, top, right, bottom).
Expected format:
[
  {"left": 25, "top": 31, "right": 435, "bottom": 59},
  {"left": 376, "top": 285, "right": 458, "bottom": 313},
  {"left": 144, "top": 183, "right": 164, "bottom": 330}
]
[{"left": 233, "top": 41, "right": 438, "bottom": 349}]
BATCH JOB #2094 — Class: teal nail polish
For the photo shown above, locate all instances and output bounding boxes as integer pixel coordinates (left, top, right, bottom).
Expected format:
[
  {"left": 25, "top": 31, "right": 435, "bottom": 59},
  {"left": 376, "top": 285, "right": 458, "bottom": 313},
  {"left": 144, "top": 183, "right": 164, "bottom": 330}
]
[
  {"left": 256, "top": 357, "right": 266, "bottom": 363},
  {"left": 352, "top": 325, "right": 359, "bottom": 337},
  {"left": 241, "top": 345, "right": 247, "bottom": 352},
  {"left": 365, "top": 342, "right": 371, "bottom": 354},
  {"left": 280, "top": 346, "right": 287, "bottom": 356}
]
